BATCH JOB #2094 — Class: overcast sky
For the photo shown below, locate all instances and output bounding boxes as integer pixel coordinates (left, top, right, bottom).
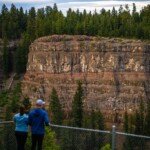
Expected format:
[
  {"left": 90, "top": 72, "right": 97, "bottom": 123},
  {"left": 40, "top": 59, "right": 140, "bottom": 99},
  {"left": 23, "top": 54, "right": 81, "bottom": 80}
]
[{"left": 0, "top": 0, "right": 150, "bottom": 14}]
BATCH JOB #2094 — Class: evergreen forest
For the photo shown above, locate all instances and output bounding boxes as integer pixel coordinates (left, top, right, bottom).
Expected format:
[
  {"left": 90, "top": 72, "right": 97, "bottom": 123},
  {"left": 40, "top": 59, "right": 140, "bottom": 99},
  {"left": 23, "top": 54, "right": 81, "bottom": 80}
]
[
  {"left": 1, "top": 3, "right": 150, "bottom": 40},
  {"left": 0, "top": 3, "right": 150, "bottom": 74}
]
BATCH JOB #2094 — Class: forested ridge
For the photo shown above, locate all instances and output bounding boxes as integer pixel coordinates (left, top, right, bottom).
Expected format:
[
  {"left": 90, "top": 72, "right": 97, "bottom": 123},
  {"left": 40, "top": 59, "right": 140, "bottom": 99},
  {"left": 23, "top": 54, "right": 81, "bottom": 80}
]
[
  {"left": 0, "top": 3, "right": 150, "bottom": 40},
  {"left": 0, "top": 3, "right": 150, "bottom": 75}
]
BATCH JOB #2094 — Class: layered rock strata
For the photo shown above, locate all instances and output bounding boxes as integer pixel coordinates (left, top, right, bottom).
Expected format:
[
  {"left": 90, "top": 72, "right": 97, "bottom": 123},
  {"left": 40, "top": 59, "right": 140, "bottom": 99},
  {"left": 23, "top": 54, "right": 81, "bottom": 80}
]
[{"left": 22, "top": 35, "right": 150, "bottom": 118}]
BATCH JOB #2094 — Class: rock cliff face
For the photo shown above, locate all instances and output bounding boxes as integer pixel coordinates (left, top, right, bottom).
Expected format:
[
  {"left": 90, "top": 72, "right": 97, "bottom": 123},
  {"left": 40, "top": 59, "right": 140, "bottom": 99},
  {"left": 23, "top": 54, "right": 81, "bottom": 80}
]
[{"left": 22, "top": 35, "right": 150, "bottom": 117}]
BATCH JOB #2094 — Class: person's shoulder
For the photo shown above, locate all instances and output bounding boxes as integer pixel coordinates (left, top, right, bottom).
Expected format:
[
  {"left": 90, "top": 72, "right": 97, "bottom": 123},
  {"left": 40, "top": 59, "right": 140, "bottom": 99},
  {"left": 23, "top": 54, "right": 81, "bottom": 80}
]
[
  {"left": 14, "top": 113, "right": 20, "bottom": 117},
  {"left": 29, "top": 108, "right": 35, "bottom": 114},
  {"left": 42, "top": 109, "right": 48, "bottom": 115},
  {"left": 23, "top": 114, "right": 29, "bottom": 118}
]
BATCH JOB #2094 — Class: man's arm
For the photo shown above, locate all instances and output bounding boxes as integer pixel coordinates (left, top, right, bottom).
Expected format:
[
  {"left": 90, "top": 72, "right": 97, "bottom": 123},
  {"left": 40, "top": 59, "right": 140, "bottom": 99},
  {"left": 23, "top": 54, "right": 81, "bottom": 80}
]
[
  {"left": 13, "top": 115, "right": 16, "bottom": 123},
  {"left": 44, "top": 112, "right": 50, "bottom": 126}
]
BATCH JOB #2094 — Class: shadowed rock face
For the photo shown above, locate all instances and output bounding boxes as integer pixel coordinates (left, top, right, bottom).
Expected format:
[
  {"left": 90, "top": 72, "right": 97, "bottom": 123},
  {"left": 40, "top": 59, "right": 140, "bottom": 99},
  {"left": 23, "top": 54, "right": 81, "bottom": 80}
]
[
  {"left": 0, "top": 40, "right": 18, "bottom": 86},
  {"left": 22, "top": 35, "right": 150, "bottom": 117},
  {"left": 0, "top": 40, "right": 3, "bottom": 91}
]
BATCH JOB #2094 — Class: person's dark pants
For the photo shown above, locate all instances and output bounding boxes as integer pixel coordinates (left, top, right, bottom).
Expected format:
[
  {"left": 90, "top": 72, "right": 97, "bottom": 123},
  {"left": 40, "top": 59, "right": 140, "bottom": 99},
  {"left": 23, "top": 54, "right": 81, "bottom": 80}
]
[
  {"left": 31, "top": 134, "right": 44, "bottom": 150},
  {"left": 15, "top": 131, "right": 28, "bottom": 150}
]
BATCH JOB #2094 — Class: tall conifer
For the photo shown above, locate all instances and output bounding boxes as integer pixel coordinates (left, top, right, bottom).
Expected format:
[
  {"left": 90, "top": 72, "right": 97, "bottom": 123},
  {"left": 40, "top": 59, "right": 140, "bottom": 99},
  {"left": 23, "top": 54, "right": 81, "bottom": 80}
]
[
  {"left": 2, "top": 38, "right": 9, "bottom": 77},
  {"left": 50, "top": 87, "right": 63, "bottom": 125},
  {"left": 72, "top": 81, "right": 83, "bottom": 127}
]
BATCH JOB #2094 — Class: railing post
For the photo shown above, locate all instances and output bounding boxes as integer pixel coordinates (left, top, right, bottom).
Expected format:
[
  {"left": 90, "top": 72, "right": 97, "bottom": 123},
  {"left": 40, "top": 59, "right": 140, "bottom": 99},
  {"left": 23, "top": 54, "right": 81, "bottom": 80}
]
[{"left": 112, "top": 125, "right": 116, "bottom": 150}]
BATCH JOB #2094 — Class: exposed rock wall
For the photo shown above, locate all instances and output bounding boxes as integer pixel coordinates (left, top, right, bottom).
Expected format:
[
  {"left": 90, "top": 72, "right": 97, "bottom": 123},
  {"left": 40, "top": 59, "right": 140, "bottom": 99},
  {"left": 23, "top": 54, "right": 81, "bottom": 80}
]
[{"left": 22, "top": 35, "right": 150, "bottom": 116}]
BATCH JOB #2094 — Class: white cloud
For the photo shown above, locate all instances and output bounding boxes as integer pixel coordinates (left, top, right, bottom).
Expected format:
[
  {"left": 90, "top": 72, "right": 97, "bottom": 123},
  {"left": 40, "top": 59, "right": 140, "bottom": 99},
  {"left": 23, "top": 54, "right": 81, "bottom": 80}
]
[
  {"left": 56, "top": 1, "right": 150, "bottom": 14},
  {"left": 1, "top": 0, "right": 51, "bottom": 3},
  {"left": 0, "top": 0, "right": 149, "bottom": 15}
]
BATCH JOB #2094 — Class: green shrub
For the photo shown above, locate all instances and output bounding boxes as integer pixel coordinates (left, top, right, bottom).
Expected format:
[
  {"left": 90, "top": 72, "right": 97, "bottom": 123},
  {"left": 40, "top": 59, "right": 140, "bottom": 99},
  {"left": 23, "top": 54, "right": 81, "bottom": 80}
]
[
  {"left": 100, "top": 144, "right": 111, "bottom": 150},
  {"left": 26, "top": 127, "right": 60, "bottom": 150},
  {"left": 43, "top": 127, "right": 60, "bottom": 150}
]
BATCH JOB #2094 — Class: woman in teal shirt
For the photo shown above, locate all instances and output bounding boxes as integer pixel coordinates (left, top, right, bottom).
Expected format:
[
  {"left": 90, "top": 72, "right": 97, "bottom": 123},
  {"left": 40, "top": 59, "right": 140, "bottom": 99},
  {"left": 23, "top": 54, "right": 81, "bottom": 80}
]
[{"left": 13, "top": 106, "right": 28, "bottom": 150}]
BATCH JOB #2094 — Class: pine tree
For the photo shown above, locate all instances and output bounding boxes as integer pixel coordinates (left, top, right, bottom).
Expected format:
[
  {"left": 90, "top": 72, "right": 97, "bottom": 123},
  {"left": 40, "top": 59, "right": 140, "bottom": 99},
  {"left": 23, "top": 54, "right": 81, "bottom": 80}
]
[
  {"left": 22, "top": 97, "right": 31, "bottom": 114},
  {"left": 15, "top": 33, "right": 30, "bottom": 74},
  {"left": 90, "top": 109, "right": 96, "bottom": 128},
  {"left": 95, "top": 111, "right": 105, "bottom": 149},
  {"left": 134, "top": 100, "right": 145, "bottom": 135},
  {"left": 1, "top": 4, "right": 9, "bottom": 38},
  {"left": 134, "top": 110, "right": 141, "bottom": 135},
  {"left": 36, "top": 8, "right": 45, "bottom": 37},
  {"left": 50, "top": 87, "right": 63, "bottom": 125},
  {"left": 89, "top": 110, "right": 96, "bottom": 149},
  {"left": 18, "top": 7, "right": 27, "bottom": 34},
  {"left": 123, "top": 111, "right": 130, "bottom": 149},
  {"left": 133, "top": 101, "right": 146, "bottom": 150},
  {"left": 11, "top": 96, "right": 19, "bottom": 113},
  {"left": 96, "top": 111, "right": 105, "bottom": 130},
  {"left": 85, "top": 110, "right": 105, "bottom": 149},
  {"left": 4, "top": 106, "right": 16, "bottom": 150},
  {"left": 0, "top": 12, "right": 2, "bottom": 38},
  {"left": 27, "top": 7, "right": 36, "bottom": 42},
  {"left": 132, "top": 3, "right": 137, "bottom": 15},
  {"left": 145, "top": 101, "right": 150, "bottom": 136},
  {"left": 2, "top": 37, "right": 9, "bottom": 77},
  {"left": 9, "top": 4, "right": 19, "bottom": 39},
  {"left": 10, "top": 83, "right": 20, "bottom": 113},
  {"left": 15, "top": 43, "right": 22, "bottom": 74},
  {"left": 72, "top": 81, "right": 83, "bottom": 127},
  {"left": 123, "top": 111, "right": 129, "bottom": 133}
]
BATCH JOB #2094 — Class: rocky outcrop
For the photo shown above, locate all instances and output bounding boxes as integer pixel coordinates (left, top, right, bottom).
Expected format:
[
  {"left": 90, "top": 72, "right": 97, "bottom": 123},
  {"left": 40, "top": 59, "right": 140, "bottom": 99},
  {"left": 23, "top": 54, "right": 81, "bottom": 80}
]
[{"left": 22, "top": 35, "right": 150, "bottom": 117}]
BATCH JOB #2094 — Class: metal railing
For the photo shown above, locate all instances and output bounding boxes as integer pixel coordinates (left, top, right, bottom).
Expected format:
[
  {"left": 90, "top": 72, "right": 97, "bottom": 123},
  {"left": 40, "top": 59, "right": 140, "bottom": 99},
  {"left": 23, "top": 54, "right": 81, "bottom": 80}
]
[{"left": 0, "top": 121, "right": 150, "bottom": 150}]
